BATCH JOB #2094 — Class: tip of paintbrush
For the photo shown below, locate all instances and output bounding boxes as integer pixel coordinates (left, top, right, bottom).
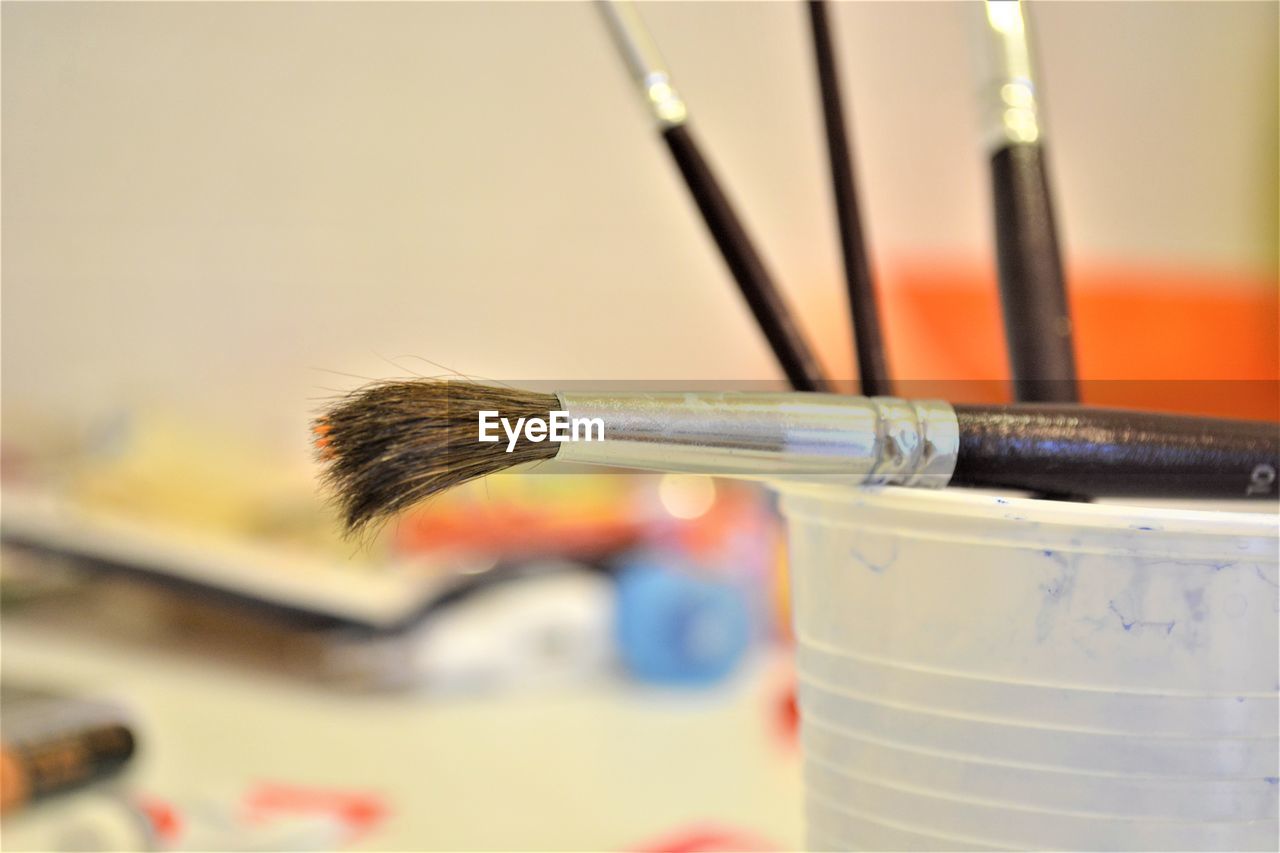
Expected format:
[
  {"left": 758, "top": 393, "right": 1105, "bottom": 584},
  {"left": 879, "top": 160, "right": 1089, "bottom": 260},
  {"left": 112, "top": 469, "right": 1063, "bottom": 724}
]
[{"left": 314, "top": 379, "right": 560, "bottom": 534}]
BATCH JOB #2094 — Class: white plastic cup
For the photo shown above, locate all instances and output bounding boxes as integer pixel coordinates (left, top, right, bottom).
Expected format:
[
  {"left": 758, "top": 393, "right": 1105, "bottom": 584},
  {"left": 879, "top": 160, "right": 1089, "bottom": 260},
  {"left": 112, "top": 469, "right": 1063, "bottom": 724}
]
[{"left": 776, "top": 484, "right": 1279, "bottom": 851}]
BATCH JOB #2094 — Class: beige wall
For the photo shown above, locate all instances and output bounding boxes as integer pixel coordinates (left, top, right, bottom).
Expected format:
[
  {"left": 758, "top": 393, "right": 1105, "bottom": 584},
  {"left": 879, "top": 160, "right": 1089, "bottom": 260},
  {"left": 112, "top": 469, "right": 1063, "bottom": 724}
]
[{"left": 3, "top": 1, "right": 1277, "bottom": 446}]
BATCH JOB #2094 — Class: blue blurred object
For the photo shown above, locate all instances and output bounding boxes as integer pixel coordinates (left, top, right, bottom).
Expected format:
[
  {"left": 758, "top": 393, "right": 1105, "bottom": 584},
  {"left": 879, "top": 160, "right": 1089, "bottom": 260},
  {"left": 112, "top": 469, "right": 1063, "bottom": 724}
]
[{"left": 614, "top": 555, "right": 751, "bottom": 687}]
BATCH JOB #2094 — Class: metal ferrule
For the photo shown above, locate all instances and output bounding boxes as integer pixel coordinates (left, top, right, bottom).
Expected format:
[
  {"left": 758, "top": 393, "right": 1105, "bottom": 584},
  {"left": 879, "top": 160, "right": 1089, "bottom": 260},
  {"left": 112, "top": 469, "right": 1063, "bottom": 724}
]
[
  {"left": 975, "top": 0, "right": 1042, "bottom": 149},
  {"left": 597, "top": 0, "right": 689, "bottom": 127},
  {"left": 553, "top": 392, "right": 959, "bottom": 488}
]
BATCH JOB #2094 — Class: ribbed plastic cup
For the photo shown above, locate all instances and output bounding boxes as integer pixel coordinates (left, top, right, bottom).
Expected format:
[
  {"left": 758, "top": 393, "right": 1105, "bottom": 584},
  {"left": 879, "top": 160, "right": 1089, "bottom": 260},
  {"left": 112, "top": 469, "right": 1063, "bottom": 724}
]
[{"left": 776, "top": 485, "right": 1279, "bottom": 851}]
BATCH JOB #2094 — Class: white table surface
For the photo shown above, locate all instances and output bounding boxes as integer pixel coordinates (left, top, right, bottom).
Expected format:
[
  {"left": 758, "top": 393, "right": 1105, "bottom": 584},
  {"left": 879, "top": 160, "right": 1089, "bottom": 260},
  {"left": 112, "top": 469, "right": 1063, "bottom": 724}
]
[{"left": 0, "top": 614, "right": 803, "bottom": 851}]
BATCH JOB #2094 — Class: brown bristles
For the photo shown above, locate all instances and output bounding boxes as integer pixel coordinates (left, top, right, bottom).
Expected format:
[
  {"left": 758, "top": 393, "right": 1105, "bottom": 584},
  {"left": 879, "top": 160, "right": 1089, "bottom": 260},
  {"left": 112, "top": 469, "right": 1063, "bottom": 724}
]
[{"left": 315, "top": 380, "right": 560, "bottom": 534}]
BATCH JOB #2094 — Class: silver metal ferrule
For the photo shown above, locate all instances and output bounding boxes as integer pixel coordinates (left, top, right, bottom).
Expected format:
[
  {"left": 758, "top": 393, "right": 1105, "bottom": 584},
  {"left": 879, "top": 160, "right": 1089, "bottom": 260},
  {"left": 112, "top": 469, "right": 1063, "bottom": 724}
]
[
  {"left": 553, "top": 392, "right": 959, "bottom": 488},
  {"left": 596, "top": 0, "right": 689, "bottom": 127},
  {"left": 974, "top": 0, "right": 1043, "bottom": 149}
]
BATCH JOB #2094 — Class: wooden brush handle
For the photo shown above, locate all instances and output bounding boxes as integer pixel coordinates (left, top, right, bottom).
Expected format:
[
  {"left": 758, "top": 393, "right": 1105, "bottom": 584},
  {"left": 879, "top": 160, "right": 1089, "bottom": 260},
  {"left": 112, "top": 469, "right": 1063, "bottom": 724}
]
[
  {"left": 990, "top": 144, "right": 1079, "bottom": 404},
  {"left": 662, "top": 124, "right": 831, "bottom": 393},
  {"left": 953, "top": 404, "right": 1279, "bottom": 499}
]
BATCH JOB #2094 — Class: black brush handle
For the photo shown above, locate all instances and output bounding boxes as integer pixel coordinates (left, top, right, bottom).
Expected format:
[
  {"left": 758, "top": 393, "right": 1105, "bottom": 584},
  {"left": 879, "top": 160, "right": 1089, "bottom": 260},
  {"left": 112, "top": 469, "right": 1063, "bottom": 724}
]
[
  {"left": 991, "top": 143, "right": 1079, "bottom": 403},
  {"left": 953, "top": 405, "right": 1279, "bottom": 499},
  {"left": 807, "top": 0, "right": 891, "bottom": 396},
  {"left": 662, "top": 123, "right": 831, "bottom": 393}
]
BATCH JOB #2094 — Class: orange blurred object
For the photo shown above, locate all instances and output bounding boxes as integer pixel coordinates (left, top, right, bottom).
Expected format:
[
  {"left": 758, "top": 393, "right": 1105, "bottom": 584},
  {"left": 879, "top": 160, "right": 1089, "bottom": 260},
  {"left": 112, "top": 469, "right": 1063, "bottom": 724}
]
[
  {"left": 816, "top": 259, "right": 1279, "bottom": 421},
  {"left": 393, "top": 502, "right": 642, "bottom": 559}
]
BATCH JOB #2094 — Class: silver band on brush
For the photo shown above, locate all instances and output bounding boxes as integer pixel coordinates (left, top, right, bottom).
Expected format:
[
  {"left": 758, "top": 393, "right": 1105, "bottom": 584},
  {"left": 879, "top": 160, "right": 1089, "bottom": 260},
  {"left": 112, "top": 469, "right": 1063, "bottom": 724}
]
[
  {"left": 553, "top": 392, "right": 959, "bottom": 487},
  {"left": 596, "top": 0, "right": 689, "bottom": 127},
  {"left": 975, "top": 0, "right": 1042, "bottom": 148}
]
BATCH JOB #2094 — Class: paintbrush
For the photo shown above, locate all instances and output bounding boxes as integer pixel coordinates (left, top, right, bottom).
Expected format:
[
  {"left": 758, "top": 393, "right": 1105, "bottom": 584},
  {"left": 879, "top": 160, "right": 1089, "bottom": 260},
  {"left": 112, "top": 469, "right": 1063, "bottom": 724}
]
[
  {"left": 597, "top": 0, "right": 831, "bottom": 392},
  {"left": 315, "top": 380, "right": 1279, "bottom": 533},
  {"left": 978, "top": 0, "right": 1078, "bottom": 404},
  {"left": 806, "top": 0, "right": 891, "bottom": 396}
]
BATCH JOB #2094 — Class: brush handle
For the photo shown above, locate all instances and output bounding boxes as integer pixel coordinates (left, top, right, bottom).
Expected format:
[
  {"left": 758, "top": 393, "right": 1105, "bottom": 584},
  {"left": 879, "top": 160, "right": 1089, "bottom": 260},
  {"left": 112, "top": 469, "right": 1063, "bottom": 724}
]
[
  {"left": 977, "top": 0, "right": 1079, "bottom": 404},
  {"left": 990, "top": 143, "right": 1079, "bottom": 403},
  {"left": 557, "top": 391, "right": 1277, "bottom": 500},
  {"left": 807, "top": 0, "right": 891, "bottom": 396},
  {"left": 953, "top": 405, "right": 1279, "bottom": 499},
  {"left": 596, "top": 0, "right": 830, "bottom": 393},
  {"left": 662, "top": 125, "right": 831, "bottom": 393}
]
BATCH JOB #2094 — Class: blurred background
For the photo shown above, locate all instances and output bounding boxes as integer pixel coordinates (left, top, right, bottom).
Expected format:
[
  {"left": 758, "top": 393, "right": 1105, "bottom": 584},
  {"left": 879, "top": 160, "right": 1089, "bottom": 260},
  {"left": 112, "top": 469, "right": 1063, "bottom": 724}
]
[{"left": 1, "top": 1, "right": 1276, "bottom": 850}]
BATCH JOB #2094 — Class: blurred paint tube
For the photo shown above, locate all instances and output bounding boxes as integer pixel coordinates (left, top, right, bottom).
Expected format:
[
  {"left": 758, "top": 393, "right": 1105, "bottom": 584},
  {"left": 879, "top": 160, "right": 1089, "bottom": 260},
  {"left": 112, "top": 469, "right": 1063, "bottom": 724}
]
[
  {"left": 613, "top": 554, "right": 752, "bottom": 687},
  {"left": 403, "top": 560, "right": 615, "bottom": 694}
]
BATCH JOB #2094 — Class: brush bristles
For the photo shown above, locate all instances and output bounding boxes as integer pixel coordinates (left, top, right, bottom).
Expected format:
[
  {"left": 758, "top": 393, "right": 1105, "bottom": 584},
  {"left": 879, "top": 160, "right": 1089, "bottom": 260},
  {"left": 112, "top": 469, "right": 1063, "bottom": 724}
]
[{"left": 315, "top": 380, "right": 560, "bottom": 534}]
